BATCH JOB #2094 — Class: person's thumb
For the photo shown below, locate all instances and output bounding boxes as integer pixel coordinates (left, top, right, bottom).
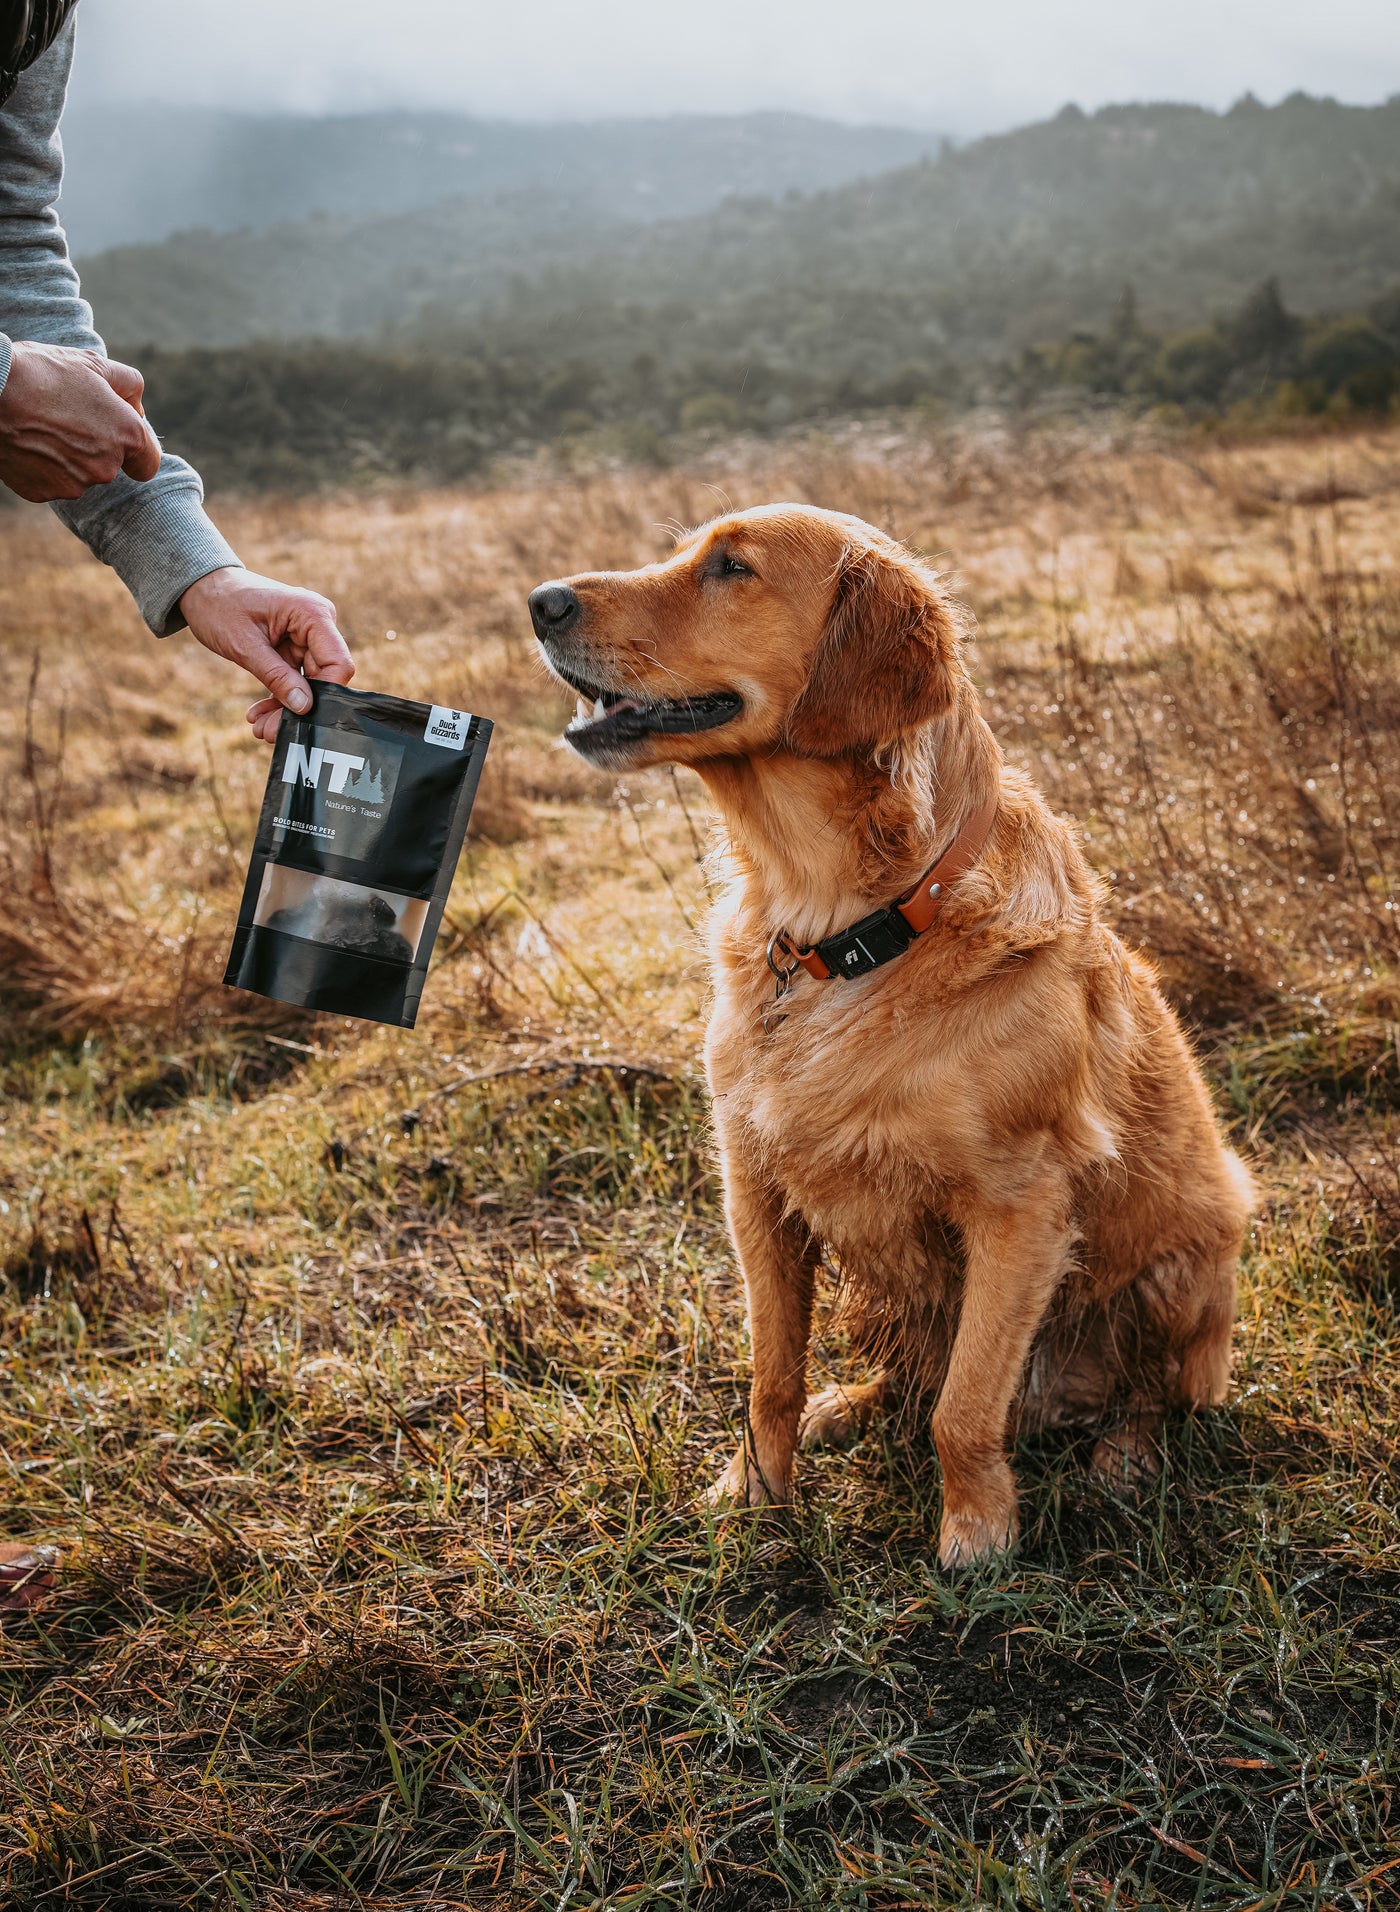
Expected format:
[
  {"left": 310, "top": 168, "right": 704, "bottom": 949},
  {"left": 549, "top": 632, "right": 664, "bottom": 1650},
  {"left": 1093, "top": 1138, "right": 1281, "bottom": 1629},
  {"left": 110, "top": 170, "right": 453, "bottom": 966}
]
[
  {"left": 100, "top": 356, "right": 147, "bottom": 414},
  {"left": 302, "top": 604, "right": 356, "bottom": 686},
  {"left": 120, "top": 413, "right": 162, "bottom": 483},
  {"left": 248, "top": 636, "right": 314, "bottom": 715}
]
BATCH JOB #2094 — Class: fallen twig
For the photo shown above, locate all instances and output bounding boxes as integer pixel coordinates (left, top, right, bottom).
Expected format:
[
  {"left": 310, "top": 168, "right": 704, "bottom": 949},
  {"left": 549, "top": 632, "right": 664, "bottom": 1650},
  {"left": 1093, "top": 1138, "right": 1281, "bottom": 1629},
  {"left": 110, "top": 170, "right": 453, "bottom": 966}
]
[{"left": 155, "top": 1463, "right": 244, "bottom": 1551}]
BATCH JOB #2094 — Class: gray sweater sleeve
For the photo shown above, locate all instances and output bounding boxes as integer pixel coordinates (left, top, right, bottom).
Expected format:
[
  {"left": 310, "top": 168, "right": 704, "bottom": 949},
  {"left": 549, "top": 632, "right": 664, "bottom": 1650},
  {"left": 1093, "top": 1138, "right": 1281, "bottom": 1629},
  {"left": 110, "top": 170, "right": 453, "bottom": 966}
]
[{"left": 0, "top": 20, "right": 242, "bottom": 635}]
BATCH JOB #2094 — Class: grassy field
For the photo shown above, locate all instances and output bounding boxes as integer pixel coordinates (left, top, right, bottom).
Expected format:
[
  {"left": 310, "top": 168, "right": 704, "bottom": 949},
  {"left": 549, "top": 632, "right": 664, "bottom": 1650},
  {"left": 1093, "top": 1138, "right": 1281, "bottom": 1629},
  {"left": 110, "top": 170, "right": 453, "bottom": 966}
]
[{"left": 1, "top": 420, "right": 1398, "bottom": 1910}]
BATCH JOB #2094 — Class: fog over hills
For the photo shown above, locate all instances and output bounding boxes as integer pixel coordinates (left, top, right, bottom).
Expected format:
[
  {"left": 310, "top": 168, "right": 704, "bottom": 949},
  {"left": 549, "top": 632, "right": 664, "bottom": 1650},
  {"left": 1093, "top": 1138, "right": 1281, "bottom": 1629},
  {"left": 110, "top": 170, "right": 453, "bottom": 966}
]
[
  {"left": 82, "top": 92, "right": 1400, "bottom": 369},
  {"left": 59, "top": 108, "right": 937, "bottom": 253}
]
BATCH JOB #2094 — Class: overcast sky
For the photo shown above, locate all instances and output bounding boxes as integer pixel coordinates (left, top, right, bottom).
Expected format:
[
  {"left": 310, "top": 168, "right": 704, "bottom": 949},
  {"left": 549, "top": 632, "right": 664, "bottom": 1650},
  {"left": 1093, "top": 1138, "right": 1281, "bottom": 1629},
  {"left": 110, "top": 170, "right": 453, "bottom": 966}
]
[{"left": 66, "top": 0, "right": 1400, "bottom": 132}]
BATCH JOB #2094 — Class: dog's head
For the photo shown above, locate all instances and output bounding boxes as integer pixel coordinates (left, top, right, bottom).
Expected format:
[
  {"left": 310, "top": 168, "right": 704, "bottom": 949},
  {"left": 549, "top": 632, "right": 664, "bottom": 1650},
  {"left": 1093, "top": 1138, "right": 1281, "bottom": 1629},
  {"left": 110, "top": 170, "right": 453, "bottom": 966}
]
[{"left": 528, "top": 504, "right": 961, "bottom": 771}]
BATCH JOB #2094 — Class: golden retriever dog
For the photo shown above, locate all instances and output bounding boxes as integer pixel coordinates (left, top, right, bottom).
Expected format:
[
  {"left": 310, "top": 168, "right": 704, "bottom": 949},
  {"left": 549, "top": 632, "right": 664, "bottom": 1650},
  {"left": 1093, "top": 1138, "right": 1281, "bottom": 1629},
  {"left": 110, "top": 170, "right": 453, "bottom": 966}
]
[{"left": 528, "top": 505, "right": 1255, "bottom": 1567}]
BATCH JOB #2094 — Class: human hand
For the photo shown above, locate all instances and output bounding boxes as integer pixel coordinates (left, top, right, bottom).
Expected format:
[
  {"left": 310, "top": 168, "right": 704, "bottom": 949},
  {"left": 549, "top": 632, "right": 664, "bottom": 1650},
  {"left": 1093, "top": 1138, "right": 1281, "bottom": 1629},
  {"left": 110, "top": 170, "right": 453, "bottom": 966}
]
[
  {"left": 0, "top": 341, "right": 161, "bottom": 501},
  {"left": 179, "top": 567, "right": 355, "bottom": 741},
  {"left": 0, "top": 1542, "right": 59, "bottom": 1613}
]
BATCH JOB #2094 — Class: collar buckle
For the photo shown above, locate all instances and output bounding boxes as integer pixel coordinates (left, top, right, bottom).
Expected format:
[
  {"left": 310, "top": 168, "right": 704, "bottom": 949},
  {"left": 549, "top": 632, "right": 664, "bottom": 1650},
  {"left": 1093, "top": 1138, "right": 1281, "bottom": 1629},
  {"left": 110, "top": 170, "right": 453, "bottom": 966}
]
[{"left": 765, "top": 931, "right": 801, "bottom": 1001}]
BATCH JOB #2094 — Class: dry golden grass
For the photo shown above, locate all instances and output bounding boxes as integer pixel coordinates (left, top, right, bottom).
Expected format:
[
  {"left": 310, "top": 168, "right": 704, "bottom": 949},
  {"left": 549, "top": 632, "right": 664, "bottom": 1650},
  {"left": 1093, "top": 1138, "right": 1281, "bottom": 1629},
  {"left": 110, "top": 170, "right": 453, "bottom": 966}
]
[{"left": 1, "top": 420, "right": 1397, "bottom": 1909}]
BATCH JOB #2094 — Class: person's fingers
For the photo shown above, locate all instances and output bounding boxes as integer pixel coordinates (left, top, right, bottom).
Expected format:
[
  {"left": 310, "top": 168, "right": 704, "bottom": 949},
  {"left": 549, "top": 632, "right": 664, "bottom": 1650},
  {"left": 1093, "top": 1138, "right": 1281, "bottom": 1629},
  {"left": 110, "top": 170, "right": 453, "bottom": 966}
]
[
  {"left": 100, "top": 356, "right": 147, "bottom": 414},
  {"left": 247, "top": 700, "right": 284, "bottom": 743},
  {"left": 299, "top": 602, "right": 356, "bottom": 684},
  {"left": 121, "top": 437, "right": 162, "bottom": 482},
  {"left": 0, "top": 1543, "right": 59, "bottom": 1613},
  {"left": 91, "top": 355, "right": 160, "bottom": 480},
  {"left": 120, "top": 412, "right": 162, "bottom": 483},
  {"left": 234, "top": 627, "right": 316, "bottom": 715},
  {"left": 244, "top": 603, "right": 350, "bottom": 740}
]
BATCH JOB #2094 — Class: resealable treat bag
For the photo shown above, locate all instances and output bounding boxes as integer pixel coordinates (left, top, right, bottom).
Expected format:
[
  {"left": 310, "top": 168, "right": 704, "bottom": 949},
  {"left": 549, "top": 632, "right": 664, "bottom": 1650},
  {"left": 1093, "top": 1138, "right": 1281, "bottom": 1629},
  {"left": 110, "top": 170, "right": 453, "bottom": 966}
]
[{"left": 224, "top": 683, "right": 492, "bottom": 1028}]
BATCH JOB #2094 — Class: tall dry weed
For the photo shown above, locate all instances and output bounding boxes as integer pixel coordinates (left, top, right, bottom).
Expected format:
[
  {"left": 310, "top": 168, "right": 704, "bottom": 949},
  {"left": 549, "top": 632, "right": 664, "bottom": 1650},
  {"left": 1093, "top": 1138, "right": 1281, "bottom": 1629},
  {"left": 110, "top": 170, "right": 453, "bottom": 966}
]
[{"left": 993, "top": 516, "right": 1400, "bottom": 1021}]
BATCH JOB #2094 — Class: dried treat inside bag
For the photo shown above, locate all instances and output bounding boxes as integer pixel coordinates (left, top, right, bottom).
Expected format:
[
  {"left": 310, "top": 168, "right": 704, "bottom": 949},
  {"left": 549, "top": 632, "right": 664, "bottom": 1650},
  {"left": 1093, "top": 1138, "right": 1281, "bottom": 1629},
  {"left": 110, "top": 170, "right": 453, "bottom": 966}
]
[{"left": 224, "top": 685, "right": 491, "bottom": 1028}]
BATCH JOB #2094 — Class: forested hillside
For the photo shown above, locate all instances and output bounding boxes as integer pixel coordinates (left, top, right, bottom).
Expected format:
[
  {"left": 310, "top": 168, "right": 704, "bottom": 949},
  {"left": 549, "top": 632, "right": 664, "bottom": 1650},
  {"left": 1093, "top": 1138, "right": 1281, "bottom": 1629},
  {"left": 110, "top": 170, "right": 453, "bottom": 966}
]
[
  {"left": 127, "top": 277, "right": 1400, "bottom": 493},
  {"left": 83, "top": 192, "right": 628, "bottom": 350},
  {"left": 85, "top": 92, "right": 1400, "bottom": 364},
  {"left": 67, "top": 89, "right": 1400, "bottom": 491}
]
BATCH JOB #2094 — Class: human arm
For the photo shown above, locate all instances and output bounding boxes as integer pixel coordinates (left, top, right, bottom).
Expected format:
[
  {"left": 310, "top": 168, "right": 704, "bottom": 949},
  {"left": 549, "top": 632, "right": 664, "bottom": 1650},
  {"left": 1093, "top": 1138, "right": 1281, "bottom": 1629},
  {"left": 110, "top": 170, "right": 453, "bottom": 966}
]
[
  {"left": 0, "top": 22, "right": 354, "bottom": 726},
  {"left": 0, "top": 21, "right": 244, "bottom": 635}
]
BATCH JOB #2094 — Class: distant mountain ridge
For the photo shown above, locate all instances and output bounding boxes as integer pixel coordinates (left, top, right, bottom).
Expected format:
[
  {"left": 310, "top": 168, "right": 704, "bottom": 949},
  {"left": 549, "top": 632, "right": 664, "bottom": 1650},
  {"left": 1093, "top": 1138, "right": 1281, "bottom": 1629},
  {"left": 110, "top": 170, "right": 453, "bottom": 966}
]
[
  {"left": 59, "top": 106, "right": 938, "bottom": 252},
  {"left": 81, "top": 190, "right": 624, "bottom": 350},
  {"left": 82, "top": 92, "right": 1400, "bottom": 379}
]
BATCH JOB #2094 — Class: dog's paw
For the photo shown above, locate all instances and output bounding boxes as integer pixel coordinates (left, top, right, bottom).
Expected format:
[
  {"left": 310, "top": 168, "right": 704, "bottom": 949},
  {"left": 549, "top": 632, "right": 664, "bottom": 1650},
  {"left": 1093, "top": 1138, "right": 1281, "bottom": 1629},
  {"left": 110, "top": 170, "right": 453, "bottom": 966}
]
[
  {"left": 704, "top": 1448, "right": 789, "bottom": 1510},
  {"left": 1176, "top": 1339, "right": 1232, "bottom": 1410},
  {"left": 938, "top": 1500, "right": 1018, "bottom": 1572},
  {"left": 799, "top": 1380, "right": 877, "bottom": 1449},
  {"left": 1090, "top": 1421, "right": 1163, "bottom": 1500}
]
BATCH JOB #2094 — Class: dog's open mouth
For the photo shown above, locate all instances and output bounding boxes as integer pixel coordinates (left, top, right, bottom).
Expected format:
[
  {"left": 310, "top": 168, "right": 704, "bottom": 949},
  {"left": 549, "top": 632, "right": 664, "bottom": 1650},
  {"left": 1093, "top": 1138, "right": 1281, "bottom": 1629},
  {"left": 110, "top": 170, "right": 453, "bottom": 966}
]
[{"left": 550, "top": 661, "right": 743, "bottom": 750}]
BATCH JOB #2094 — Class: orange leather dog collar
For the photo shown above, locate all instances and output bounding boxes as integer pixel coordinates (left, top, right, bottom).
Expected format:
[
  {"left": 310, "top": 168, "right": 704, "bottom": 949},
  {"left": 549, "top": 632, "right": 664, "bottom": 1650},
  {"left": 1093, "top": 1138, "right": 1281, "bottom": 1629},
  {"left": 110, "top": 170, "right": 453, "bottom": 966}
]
[{"left": 770, "top": 794, "right": 999, "bottom": 986}]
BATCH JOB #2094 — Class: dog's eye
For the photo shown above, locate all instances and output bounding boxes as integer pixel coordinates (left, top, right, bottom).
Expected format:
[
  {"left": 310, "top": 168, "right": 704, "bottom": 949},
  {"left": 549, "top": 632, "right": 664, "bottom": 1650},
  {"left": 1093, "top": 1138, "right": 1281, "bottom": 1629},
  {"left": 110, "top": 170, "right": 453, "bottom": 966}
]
[{"left": 720, "top": 554, "right": 753, "bottom": 578}]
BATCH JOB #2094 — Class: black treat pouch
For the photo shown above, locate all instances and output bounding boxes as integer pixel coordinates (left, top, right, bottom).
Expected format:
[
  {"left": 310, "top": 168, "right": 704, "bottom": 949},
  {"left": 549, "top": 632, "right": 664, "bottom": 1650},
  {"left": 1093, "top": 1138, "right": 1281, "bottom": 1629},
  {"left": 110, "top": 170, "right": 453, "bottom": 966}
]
[{"left": 224, "top": 684, "right": 492, "bottom": 1027}]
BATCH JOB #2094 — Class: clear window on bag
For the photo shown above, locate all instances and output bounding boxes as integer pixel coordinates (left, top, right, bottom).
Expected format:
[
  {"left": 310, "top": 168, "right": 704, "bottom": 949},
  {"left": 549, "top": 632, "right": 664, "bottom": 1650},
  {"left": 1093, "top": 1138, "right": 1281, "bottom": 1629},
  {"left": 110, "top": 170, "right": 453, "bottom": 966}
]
[{"left": 252, "top": 865, "right": 429, "bottom": 962}]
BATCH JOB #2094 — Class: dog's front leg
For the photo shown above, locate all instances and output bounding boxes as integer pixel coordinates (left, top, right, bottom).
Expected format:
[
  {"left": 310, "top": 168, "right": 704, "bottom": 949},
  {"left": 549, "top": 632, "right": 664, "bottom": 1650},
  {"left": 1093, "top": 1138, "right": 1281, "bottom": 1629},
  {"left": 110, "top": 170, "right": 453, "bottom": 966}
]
[
  {"left": 707, "top": 1141, "right": 817, "bottom": 1509},
  {"left": 934, "top": 1168, "right": 1072, "bottom": 1568}
]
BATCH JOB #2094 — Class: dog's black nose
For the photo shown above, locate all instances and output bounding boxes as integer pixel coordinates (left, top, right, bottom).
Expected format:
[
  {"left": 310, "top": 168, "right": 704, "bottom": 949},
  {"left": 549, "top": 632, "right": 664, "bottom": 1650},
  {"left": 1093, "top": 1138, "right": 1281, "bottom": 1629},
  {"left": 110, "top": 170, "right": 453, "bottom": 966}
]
[{"left": 528, "top": 583, "right": 580, "bottom": 637}]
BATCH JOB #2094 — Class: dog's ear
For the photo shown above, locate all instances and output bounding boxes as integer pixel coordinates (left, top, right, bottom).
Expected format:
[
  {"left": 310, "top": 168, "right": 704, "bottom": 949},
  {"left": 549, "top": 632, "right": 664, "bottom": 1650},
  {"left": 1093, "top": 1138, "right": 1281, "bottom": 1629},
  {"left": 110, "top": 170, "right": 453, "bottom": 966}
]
[{"left": 784, "top": 543, "right": 957, "bottom": 756}]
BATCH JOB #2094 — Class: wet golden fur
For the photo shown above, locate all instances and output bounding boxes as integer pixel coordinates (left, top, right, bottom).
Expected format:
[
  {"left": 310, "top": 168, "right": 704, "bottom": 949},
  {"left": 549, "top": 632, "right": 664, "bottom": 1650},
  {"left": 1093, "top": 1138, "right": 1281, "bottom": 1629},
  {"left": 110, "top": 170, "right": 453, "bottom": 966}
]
[{"left": 531, "top": 504, "right": 1255, "bottom": 1567}]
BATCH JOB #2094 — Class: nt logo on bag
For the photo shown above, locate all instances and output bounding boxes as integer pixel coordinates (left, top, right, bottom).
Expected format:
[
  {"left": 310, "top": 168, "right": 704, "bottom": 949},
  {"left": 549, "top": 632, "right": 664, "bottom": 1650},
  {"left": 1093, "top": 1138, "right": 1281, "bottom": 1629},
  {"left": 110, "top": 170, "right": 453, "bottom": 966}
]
[
  {"left": 282, "top": 742, "right": 389, "bottom": 805},
  {"left": 270, "top": 722, "right": 406, "bottom": 862}
]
